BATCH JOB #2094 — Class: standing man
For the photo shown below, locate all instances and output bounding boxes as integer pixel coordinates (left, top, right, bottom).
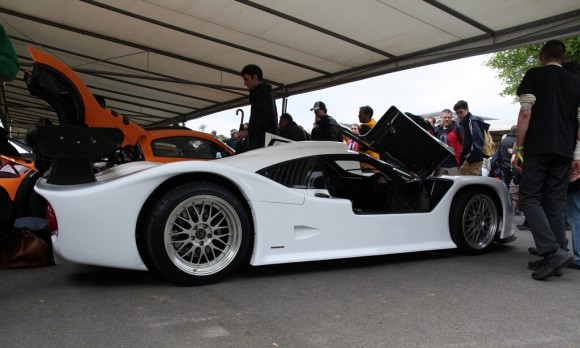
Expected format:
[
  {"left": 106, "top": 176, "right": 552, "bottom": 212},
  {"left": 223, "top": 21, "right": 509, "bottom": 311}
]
[
  {"left": 512, "top": 40, "right": 580, "bottom": 280},
  {"left": 310, "top": 101, "right": 341, "bottom": 141},
  {"left": 435, "top": 109, "right": 463, "bottom": 175},
  {"left": 238, "top": 64, "right": 278, "bottom": 150},
  {"left": 454, "top": 100, "right": 484, "bottom": 176},
  {"left": 279, "top": 113, "right": 308, "bottom": 141},
  {"left": 357, "top": 105, "right": 380, "bottom": 161},
  {"left": 427, "top": 116, "right": 437, "bottom": 128},
  {"left": 497, "top": 125, "right": 517, "bottom": 186},
  {"left": 358, "top": 105, "right": 376, "bottom": 135},
  {"left": 225, "top": 129, "right": 238, "bottom": 151}
]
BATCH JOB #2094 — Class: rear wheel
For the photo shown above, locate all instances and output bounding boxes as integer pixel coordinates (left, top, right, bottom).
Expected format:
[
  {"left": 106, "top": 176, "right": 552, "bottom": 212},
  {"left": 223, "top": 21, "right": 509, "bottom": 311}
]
[
  {"left": 143, "top": 182, "right": 250, "bottom": 285},
  {"left": 449, "top": 189, "right": 499, "bottom": 254}
]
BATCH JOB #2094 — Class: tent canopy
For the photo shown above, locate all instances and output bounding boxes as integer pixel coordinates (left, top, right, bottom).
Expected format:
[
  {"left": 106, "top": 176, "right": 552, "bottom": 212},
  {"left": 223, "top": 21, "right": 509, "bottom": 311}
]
[{"left": 1, "top": 0, "right": 579, "bottom": 140}]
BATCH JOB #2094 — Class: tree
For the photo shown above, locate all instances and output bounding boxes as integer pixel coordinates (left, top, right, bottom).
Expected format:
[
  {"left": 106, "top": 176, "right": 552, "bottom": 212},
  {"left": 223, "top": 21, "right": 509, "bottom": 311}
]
[
  {"left": 198, "top": 124, "right": 207, "bottom": 132},
  {"left": 485, "top": 36, "right": 580, "bottom": 98}
]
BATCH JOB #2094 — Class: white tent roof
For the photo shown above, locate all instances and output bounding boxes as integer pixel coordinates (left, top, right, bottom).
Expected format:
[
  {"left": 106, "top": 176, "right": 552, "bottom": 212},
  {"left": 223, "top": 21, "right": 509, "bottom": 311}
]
[{"left": 1, "top": 0, "right": 579, "bottom": 138}]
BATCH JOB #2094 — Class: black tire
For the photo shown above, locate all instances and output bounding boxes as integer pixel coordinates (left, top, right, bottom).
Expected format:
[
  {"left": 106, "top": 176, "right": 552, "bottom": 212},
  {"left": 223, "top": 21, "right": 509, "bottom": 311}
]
[
  {"left": 449, "top": 189, "right": 499, "bottom": 255},
  {"left": 143, "top": 182, "right": 250, "bottom": 285}
]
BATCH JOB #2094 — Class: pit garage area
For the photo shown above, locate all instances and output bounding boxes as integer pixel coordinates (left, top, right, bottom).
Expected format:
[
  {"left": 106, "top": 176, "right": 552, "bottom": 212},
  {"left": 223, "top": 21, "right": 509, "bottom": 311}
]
[{"left": 1, "top": 2, "right": 580, "bottom": 346}]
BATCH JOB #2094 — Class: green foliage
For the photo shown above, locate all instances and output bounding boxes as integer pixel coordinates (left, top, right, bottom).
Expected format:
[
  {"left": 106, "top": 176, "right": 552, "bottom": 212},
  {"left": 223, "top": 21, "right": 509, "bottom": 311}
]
[{"left": 485, "top": 37, "right": 580, "bottom": 98}]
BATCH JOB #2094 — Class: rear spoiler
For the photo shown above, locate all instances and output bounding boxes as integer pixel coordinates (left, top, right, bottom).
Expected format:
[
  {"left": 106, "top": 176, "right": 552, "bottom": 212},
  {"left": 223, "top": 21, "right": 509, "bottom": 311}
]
[{"left": 36, "top": 126, "right": 123, "bottom": 185}]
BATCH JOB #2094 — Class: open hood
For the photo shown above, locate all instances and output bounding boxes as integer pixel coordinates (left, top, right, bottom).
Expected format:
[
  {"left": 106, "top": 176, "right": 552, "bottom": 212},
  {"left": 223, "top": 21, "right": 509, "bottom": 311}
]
[
  {"left": 350, "top": 106, "right": 453, "bottom": 179},
  {"left": 24, "top": 47, "right": 147, "bottom": 148}
]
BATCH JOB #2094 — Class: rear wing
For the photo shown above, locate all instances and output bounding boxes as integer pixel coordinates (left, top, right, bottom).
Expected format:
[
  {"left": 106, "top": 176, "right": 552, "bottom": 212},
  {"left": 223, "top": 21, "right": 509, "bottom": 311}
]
[{"left": 36, "top": 126, "right": 123, "bottom": 185}]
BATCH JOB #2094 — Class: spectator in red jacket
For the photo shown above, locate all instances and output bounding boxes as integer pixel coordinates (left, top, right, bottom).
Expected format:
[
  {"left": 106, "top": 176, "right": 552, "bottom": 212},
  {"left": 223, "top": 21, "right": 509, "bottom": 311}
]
[{"left": 435, "top": 109, "right": 463, "bottom": 175}]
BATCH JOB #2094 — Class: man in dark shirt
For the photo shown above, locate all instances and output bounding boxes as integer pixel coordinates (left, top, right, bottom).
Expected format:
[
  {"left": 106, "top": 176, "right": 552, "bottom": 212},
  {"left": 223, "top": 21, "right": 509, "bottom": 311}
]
[
  {"left": 237, "top": 64, "right": 278, "bottom": 150},
  {"left": 279, "top": 113, "right": 307, "bottom": 141},
  {"left": 512, "top": 40, "right": 580, "bottom": 280},
  {"left": 454, "top": 100, "right": 484, "bottom": 176},
  {"left": 310, "top": 101, "right": 341, "bottom": 142}
]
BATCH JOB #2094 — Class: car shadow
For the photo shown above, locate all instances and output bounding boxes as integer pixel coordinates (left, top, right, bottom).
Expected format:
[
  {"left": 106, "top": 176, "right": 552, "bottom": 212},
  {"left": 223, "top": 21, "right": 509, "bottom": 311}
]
[
  {"left": 66, "top": 243, "right": 516, "bottom": 287},
  {"left": 68, "top": 266, "right": 170, "bottom": 287},
  {"left": 236, "top": 243, "right": 516, "bottom": 280}
]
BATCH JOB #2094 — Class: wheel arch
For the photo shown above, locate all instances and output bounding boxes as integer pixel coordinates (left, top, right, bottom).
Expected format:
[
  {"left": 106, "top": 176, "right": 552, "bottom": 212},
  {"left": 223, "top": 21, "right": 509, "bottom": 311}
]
[
  {"left": 135, "top": 172, "right": 255, "bottom": 268},
  {"left": 451, "top": 184, "right": 503, "bottom": 219},
  {"left": 449, "top": 184, "right": 504, "bottom": 254}
]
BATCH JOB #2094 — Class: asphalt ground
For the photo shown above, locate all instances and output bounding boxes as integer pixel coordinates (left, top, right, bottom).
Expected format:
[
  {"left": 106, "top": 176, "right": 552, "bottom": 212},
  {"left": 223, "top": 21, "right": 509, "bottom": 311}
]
[{"left": 1, "top": 214, "right": 579, "bottom": 348}]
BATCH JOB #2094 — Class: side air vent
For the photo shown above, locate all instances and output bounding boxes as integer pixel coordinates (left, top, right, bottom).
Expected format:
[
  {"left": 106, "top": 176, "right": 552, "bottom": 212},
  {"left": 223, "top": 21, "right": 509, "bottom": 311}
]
[{"left": 258, "top": 158, "right": 316, "bottom": 188}]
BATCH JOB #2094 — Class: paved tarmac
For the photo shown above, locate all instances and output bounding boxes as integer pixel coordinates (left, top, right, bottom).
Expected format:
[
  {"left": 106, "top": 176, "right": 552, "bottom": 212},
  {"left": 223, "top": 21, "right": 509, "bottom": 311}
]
[{"left": 1, "top": 215, "right": 579, "bottom": 348}]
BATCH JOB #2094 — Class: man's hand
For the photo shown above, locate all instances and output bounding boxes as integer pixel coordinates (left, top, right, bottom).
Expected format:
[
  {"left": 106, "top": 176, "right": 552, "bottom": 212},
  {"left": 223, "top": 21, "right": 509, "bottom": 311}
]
[
  {"left": 511, "top": 153, "right": 523, "bottom": 173},
  {"left": 571, "top": 160, "right": 580, "bottom": 182},
  {"left": 236, "top": 130, "right": 248, "bottom": 140}
]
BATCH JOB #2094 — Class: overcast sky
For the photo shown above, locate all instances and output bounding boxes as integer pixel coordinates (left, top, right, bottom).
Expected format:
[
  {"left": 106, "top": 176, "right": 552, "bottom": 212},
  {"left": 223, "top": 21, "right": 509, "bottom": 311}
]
[{"left": 186, "top": 54, "right": 522, "bottom": 136}]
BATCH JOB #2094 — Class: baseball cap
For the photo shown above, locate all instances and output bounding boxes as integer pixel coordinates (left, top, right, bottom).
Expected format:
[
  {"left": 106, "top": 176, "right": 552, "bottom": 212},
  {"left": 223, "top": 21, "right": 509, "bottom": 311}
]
[
  {"left": 230, "top": 128, "right": 237, "bottom": 134},
  {"left": 310, "top": 101, "right": 326, "bottom": 111}
]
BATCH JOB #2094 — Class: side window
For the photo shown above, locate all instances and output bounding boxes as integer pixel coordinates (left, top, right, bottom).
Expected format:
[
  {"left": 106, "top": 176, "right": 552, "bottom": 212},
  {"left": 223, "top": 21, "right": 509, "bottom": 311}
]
[
  {"left": 151, "top": 137, "right": 226, "bottom": 159},
  {"left": 324, "top": 158, "right": 379, "bottom": 178},
  {"left": 334, "top": 159, "right": 379, "bottom": 175},
  {"left": 152, "top": 140, "right": 181, "bottom": 157},
  {"left": 258, "top": 157, "right": 323, "bottom": 189}
]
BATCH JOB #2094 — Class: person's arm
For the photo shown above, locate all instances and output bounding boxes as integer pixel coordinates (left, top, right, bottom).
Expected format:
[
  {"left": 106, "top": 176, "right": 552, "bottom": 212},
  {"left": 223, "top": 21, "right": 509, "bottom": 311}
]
[
  {"left": 465, "top": 119, "right": 483, "bottom": 163},
  {"left": 511, "top": 94, "right": 534, "bottom": 172},
  {"left": 571, "top": 107, "right": 580, "bottom": 182},
  {"left": 0, "top": 25, "right": 19, "bottom": 81}
]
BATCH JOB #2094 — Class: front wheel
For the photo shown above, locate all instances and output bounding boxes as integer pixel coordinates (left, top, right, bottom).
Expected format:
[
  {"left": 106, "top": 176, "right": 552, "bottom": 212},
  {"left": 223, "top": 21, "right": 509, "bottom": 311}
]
[
  {"left": 449, "top": 189, "right": 499, "bottom": 255},
  {"left": 143, "top": 182, "right": 250, "bottom": 285}
]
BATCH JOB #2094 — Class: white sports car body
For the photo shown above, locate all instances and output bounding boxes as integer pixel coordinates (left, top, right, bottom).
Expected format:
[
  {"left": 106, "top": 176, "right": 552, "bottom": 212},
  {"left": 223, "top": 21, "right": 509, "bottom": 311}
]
[{"left": 35, "top": 107, "right": 515, "bottom": 285}]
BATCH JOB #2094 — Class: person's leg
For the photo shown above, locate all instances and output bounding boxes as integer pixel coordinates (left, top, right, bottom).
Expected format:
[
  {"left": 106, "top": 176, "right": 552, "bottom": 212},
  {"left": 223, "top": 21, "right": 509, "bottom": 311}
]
[
  {"left": 459, "top": 161, "right": 482, "bottom": 176},
  {"left": 567, "top": 190, "right": 580, "bottom": 266},
  {"left": 459, "top": 162, "right": 469, "bottom": 175},
  {"left": 502, "top": 169, "right": 512, "bottom": 187},
  {"left": 541, "top": 156, "right": 570, "bottom": 251},
  {"left": 446, "top": 167, "right": 459, "bottom": 176},
  {"left": 519, "top": 155, "right": 560, "bottom": 255}
]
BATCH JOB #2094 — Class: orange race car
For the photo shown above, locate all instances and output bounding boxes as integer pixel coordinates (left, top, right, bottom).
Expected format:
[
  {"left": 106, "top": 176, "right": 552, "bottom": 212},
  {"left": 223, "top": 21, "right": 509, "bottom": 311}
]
[{"left": 0, "top": 47, "right": 234, "bottom": 220}]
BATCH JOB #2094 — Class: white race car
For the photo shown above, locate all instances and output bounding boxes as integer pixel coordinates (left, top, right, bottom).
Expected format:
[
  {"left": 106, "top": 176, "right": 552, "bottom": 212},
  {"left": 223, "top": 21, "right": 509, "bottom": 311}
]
[{"left": 34, "top": 107, "right": 515, "bottom": 285}]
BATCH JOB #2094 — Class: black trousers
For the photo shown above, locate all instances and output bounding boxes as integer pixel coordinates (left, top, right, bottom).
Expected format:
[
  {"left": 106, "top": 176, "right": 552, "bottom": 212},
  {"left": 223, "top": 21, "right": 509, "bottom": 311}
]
[{"left": 519, "top": 154, "right": 569, "bottom": 255}]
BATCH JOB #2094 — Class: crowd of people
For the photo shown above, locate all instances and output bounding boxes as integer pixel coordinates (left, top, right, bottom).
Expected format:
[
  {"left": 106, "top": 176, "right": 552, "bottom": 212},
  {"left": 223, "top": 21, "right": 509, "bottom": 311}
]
[{"left": 231, "top": 41, "right": 580, "bottom": 281}]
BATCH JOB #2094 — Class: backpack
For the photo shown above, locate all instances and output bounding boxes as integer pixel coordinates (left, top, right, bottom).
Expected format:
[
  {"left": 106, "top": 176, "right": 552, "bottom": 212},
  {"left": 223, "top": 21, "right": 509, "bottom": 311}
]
[{"left": 476, "top": 120, "right": 496, "bottom": 158}]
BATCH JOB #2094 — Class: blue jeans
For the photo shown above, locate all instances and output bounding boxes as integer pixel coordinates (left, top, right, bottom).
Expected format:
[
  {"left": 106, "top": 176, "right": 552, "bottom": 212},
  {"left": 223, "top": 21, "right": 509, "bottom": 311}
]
[{"left": 565, "top": 190, "right": 580, "bottom": 266}]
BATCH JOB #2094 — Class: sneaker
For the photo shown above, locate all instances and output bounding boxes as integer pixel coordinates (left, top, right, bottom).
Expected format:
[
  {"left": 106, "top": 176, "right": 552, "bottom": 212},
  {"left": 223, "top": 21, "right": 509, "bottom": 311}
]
[
  {"left": 517, "top": 224, "right": 530, "bottom": 231},
  {"left": 528, "top": 247, "right": 538, "bottom": 255},
  {"left": 531, "top": 249, "right": 573, "bottom": 280},
  {"left": 567, "top": 263, "right": 580, "bottom": 270},
  {"left": 528, "top": 258, "right": 563, "bottom": 276}
]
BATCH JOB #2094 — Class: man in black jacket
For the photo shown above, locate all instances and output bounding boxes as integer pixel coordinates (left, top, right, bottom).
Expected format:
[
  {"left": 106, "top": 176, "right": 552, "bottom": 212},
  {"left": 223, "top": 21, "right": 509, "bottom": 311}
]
[
  {"left": 279, "top": 113, "right": 308, "bottom": 141},
  {"left": 238, "top": 64, "right": 278, "bottom": 150},
  {"left": 454, "top": 100, "right": 484, "bottom": 176},
  {"left": 310, "top": 101, "right": 341, "bottom": 142}
]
